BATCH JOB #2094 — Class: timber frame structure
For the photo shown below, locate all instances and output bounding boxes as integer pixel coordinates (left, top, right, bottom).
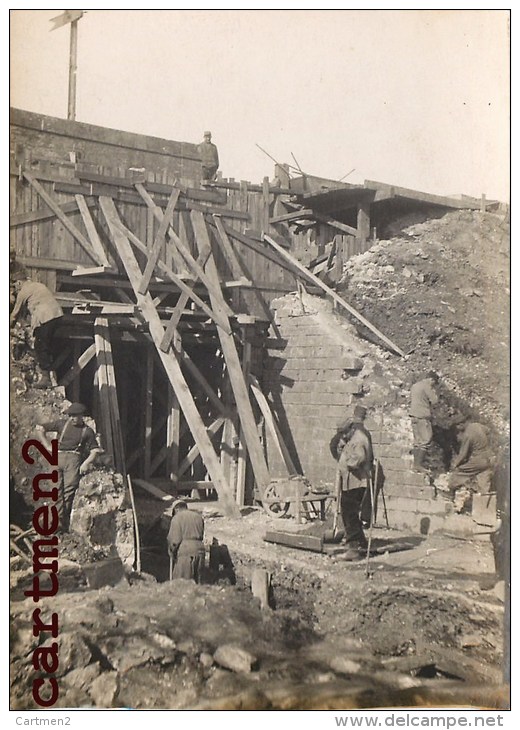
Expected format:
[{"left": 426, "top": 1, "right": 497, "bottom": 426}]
[{"left": 10, "top": 109, "right": 486, "bottom": 513}]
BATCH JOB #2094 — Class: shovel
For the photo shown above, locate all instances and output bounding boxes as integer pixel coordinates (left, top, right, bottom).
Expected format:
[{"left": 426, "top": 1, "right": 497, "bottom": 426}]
[{"left": 324, "top": 468, "right": 344, "bottom": 543}]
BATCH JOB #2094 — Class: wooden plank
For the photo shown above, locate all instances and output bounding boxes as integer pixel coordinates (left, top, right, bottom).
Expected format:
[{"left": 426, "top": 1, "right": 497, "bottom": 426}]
[
  {"left": 132, "top": 478, "right": 175, "bottom": 502},
  {"left": 263, "top": 234, "right": 406, "bottom": 357},
  {"left": 159, "top": 247, "right": 211, "bottom": 352},
  {"left": 74, "top": 194, "right": 110, "bottom": 265},
  {"left": 138, "top": 187, "right": 180, "bottom": 295},
  {"left": 181, "top": 350, "right": 227, "bottom": 417},
  {"left": 312, "top": 212, "right": 358, "bottom": 236},
  {"left": 112, "top": 216, "right": 232, "bottom": 334},
  {"left": 262, "top": 177, "right": 271, "bottom": 233},
  {"left": 166, "top": 343, "right": 181, "bottom": 480},
  {"left": 213, "top": 221, "right": 299, "bottom": 276},
  {"left": 190, "top": 211, "right": 271, "bottom": 492},
  {"left": 22, "top": 171, "right": 105, "bottom": 265},
  {"left": 176, "top": 417, "right": 226, "bottom": 479},
  {"left": 212, "top": 215, "right": 244, "bottom": 280},
  {"left": 264, "top": 531, "right": 323, "bottom": 553},
  {"left": 135, "top": 182, "right": 233, "bottom": 315},
  {"left": 248, "top": 375, "right": 298, "bottom": 476},
  {"left": 94, "top": 325, "right": 116, "bottom": 464},
  {"left": 356, "top": 201, "right": 371, "bottom": 243},
  {"left": 10, "top": 197, "right": 96, "bottom": 228},
  {"left": 270, "top": 208, "right": 314, "bottom": 224},
  {"left": 98, "top": 196, "right": 240, "bottom": 517},
  {"left": 59, "top": 342, "right": 96, "bottom": 387},
  {"left": 144, "top": 346, "right": 154, "bottom": 478}
]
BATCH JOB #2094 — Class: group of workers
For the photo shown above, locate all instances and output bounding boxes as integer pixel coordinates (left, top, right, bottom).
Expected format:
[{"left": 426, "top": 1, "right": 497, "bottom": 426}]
[{"left": 329, "top": 372, "right": 494, "bottom": 560}]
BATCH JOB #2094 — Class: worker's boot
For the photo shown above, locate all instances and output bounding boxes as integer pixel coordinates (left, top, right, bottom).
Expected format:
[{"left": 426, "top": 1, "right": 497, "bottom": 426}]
[
  {"left": 34, "top": 370, "right": 53, "bottom": 389},
  {"left": 413, "top": 448, "right": 429, "bottom": 473}
]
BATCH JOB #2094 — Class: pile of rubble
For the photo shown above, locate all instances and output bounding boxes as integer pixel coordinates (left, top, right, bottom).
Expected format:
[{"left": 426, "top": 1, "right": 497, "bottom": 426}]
[{"left": 338, "top": 210, "right": 510, "bottom": 443}]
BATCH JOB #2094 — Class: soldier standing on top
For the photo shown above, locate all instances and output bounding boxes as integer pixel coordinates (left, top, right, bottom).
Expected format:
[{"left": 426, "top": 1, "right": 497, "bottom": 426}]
[{"left": 197, "top": 131, "right": 219, "bottom": 183}]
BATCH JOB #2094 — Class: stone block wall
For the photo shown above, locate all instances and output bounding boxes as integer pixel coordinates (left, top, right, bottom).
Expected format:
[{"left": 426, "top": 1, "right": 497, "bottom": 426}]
[{"left": 262, "top": 291, "right": 475, "bottom": 536}]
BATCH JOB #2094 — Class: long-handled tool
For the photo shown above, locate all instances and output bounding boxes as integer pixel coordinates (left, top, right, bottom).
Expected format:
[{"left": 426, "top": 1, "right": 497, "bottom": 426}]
[
  {"left": 365, "top": 461, "right": 379, "bottom": 578},
  {"left": 324, "top": 467, "right": 344, "bottom": 543}
]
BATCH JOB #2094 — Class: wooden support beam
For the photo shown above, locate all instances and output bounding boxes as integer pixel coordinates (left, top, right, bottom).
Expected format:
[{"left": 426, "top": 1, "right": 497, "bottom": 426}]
[
  {"left": 270, "top": 208, "right": 314, "bottom": 224},
  {"left": 9, "top": 197, "right": 96, "bottom": 228},
  {"left": 74, "top": 194, "right": 110, "bottom": 266},
  {"left": 262, "top": 176, "right": 271, "bottom": 233},
  {"left": 135, "top": 182, "right": 233, "bottom": 316},
  {"left": 94, "top": 324, "right": 116, "bottom": 465},
  {"left": 112, "top": 217, "right": 232, "bottom": 334},
  {"left": 212, "top": 215, "right": 244, "bottom": 280},
  {"left": 138, "top": 187, "right": 180, "bottom": 295},
  {"left": 22, "top": 171, "right": 105, "bottom": 265},
  {"left": 248, "top": 374, "right": 298, "bottom": 476},
  {"left": 98, "top": 196, "right": 240, "bottom": 517},
  {"left": 132, "top": 478, "right": 175, "bottom": 502},
  {"left": 94, "top": 318, "right": 126, "bottom": 476},
  {"left": 167, "top": 340, "right": 181, "bottom": 479},
  {"left": 159, "top": 248, "right": 211, "bottom": 353},
  {"left": 59, "top": 342, "right": 96, "bottom": 387},
  {"left": 144, "top": 346, "right": 154, "bottom": 478},
  {"left": 235, "top": 339, "right": 251, "bottom": 507},
  {"left": 263, "top": 234, "right": 406, "bottom": 357},
  {"left": 176, "top": 417, "right": 226, "bottom": 479},
  {"left": 181, "top": 350, "right": 228, "bottom": 417},
  {"left": 313, "top": 212, "right": 358, "bottom": 237},
  {"left": 264, "top": 531, "right": 323, "bottom": 553},
  {"left": 190, "top": 211, "right": 271, "bottom": 493}
]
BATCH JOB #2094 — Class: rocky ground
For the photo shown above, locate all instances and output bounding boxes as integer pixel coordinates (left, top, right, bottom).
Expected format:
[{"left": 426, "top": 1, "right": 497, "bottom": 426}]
[
  {"left": 338, "top": 210, "right": 510, "bottom": 445},
  {"left": 9, "top": 208, "right": 510, "bottom": 710}
]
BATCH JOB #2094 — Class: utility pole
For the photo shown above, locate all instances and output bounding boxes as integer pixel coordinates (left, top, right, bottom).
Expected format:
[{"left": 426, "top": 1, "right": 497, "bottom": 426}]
[{"left": 49, "top": 10, "right": 85, "bottom": 121}]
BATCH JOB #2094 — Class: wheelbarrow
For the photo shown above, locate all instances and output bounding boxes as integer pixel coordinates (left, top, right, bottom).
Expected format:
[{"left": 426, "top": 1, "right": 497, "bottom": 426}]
[{"left": 260, "top": 476, "right": 331, "bottom": 522}]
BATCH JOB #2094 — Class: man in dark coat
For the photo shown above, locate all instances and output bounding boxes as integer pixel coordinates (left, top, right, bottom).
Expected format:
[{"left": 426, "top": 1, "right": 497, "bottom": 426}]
[
  {"left": 167, "top": 500, "right": 205, "bottom": 582},
  {"left": 197, "top": 131, "right": 219, "bottom": 182},
  {"left": 35, "top": 403, "right": 101, "bottom": 531},
  {"left": 449, "top": 415, "right": 493, "bottom": 492},
  {"left": 331, "top": 406, "right": 374, "bottom": 560}
]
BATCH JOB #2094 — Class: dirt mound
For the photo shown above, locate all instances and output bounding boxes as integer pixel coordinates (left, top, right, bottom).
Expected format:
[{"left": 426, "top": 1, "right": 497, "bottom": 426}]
[{"left": 338, "top": 210, "right": 510, "bottom": 442}]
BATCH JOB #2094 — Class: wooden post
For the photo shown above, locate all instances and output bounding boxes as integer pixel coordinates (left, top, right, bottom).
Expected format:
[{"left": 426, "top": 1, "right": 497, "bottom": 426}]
[
  {"left": 167, "top": 331, "right": 182, "bottom": 480},
  {"left": 357, "top": 201, "right": 371, "bottom": 244},
  {"left": 236, "top": 338, "right": 252, "bottom": 507},
  {"left": 144, "top": 346, "right": 154, "bottom": 479},
  {"left": 99, "top": 196, "right": 240, "bottom": 517},
  {"left": 68, "top": 18, "right": 79, "bottom": 121},
  {"left": 481, "top": 194, "right": 487, "bottom": 213},
  {"left": 71, "top": 341, "right": 81, "bottom": 402},
  {"left": 262, "top": 176, "right": 270, "bottom": 234},
  {"left": 190, "top": 210, "right": 271, "bottom": 494}
]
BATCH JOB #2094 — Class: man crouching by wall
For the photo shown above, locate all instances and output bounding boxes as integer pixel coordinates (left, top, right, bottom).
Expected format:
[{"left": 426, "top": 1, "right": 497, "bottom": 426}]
[{"left": 167, "top": 500, "right": 205, "bottom": 582}]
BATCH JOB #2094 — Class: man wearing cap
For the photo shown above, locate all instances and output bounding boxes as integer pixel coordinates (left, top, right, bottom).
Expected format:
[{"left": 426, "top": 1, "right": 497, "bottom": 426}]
[
  {"left": 197, "top": 131, "right": 219, "bottom": 182},
  {"left": 10, "top": 274, "right": 64, "bottom": 389},
  {"left": 332, "top": 405, "right": 374, "bottom": 560},
  {"left": 167, "top": 500, "right": 205, "bottom": 582},
  {"left": 35, "top": 403, "right": 101, "bottom": 531},
  {"left": 449, "top": 415, "right": 493, "bottom": 493},
  {"left": 409, "top": 371, "right": 439, "bottom": 472}
]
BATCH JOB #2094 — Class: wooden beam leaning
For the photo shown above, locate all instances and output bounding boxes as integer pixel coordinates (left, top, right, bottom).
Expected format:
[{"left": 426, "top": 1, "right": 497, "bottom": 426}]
[
  {"left": 59, "top": 342, "right": 96, "bottom": 387},
  {"left": 248, "top": 374, "right": 298, "bottom": 476},
  {"left": 181, "top": 350, "right": 228, "bottom": 418},
  {"left": 138, "top": 187, "right": 180, "bottom": 295},
  {"left": 95, "top": 318, "right": 126, "bottom": 476},
  {"left": 22, "top": 171, "right": 105, "bottom": 266},
  {"left": 263, "top": 234, "right": 406, "bottom": 358},
  {"left": 94, "top": 323, "right": 116, "bottom": 466},
  {"left": 212, "top": 215, "right": 244, "bottom": 280},
  {"left": 98, "top": 196, "right": 240, "bottom": 517},
  {"left": 190, "top": 210, "right": 271, "bottom": 492},
  {"left": 135, "top": 182, "right": 233, "bottom": 317},
  {"left": 10, "top": 197, "right": 96, "bottom": 228},
  {"left": 176, "top": 417, "right": 226, "bottom": 479},
  {"left": 112, "top": 217, "right": 232, "bottom": 334},
  {"left": 74, "top": 194, "right": 110, "bottom": 266}
]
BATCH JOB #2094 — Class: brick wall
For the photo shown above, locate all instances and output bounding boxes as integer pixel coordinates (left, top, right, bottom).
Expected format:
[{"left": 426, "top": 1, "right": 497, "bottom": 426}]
[{"left": 262, "top": 291, "right": 472, "bottom": 535}]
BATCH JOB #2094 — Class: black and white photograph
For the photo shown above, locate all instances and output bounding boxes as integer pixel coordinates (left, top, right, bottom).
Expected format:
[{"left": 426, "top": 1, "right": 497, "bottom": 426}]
[{"left": 8, "top": 8, "right": 511, "bottom": 717}]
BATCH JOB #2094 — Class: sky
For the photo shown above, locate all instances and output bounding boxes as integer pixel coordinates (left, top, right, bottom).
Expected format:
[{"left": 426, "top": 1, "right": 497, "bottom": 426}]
[{"left": 9, "top": 9, "right": 511, "bottom": 201}]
